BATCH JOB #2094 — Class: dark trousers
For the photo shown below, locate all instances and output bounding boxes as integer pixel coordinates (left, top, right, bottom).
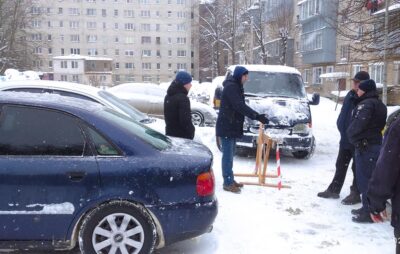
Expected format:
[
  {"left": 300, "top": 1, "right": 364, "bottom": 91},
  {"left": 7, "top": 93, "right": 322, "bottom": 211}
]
[
  {"left": 354, "top": 144, "right": 381, "bottom": 212},
  {"left": 328, "top": 146, "right": 359, "bottom": 194},
  {"left": 395, "top": 227, "right": 400, "bottom": 254}
]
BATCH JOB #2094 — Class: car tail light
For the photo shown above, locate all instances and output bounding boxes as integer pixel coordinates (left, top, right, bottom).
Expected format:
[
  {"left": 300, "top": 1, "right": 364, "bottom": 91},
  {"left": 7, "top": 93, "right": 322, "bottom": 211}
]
[{"left": 196, "top": 170, "right": 215, "bottom": 197}]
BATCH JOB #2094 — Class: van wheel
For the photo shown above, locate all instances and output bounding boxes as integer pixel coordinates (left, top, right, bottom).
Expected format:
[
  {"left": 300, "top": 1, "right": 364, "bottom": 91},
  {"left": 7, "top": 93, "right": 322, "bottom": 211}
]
[
  {"left": 292, "top": 136, "right": 315, "bottom": 159},
  {"left": 79, "top": 201, "right": 156, "bottom": 254}
]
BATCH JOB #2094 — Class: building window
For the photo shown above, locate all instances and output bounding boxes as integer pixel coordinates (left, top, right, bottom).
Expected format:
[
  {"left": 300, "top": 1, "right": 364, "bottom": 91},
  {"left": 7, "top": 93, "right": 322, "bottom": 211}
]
[
  {"left": 61, "top": 75, "right": 68, "bottom": 81},
  {"left": 87, "top": 21, "right": 97, "bottom": 29},
  {"left": 125, "top": 63, "right": 134, "bottom": 69},
  {"left": 69, "top": 8, "right": 80, "bottom": 16},
  {"left": 114, "top": 9, "right": 118, "bottom": 16},
  {"left": 313, "top": 67, "right": 323, "bottom": 85},
  {"left": 177, "top": 63, "right": 187, "bottom": 70},
  {"left": 369, "top": 63, "right": 384, "bottom": 84},
  {"left": 340, "top": 45, "right": 350, "bottom": 60},
  {"left": 141, "top": 23, "right": 151, "bottom": 31},
  {"left": 70, "top": 34, "right": 80, "bottom": 42},
  {"left": 124, "top": 10, "right": 134, "bottom": 17},
  {"left": 177, "top": 23, "right": 186, "bottom": 31},
  {"left": 326, "top": 66, "right": 334, "bottom": 73},
  {"left": 115, "top": 49, "right": 120, "bottom": 55},
  {"left": 88, "top": 48, "right": 98, "bottom": 55},
  {"left": 86, "top": 8, "right": 96, "bottom": 16},
  {"left": 141, "top": 36, "right": 151, "bottom": 44},
  {"left": 353, "top": 65, "right": 362, "bottom": 77},
  {"left": 102, "top": 9, "right": 107, "bottom": 17},
  {"left": 168, "top": 50, "right": 172, "bottom": 57},
  {"left": 61, "top": 61, "right": 68, "bottom": 68},
  {"left": 299, "top": 0, "right": 320, "bottom": 20},
  {"left": 141, "top": 10, "right": 150, "bottom": 17},
  {"left": 125, "top": 50, "right": 134, "bottom": 56},
  {"left": 156, "top": 63, "right": 161, "bottom": 70},
  {"left": 70, "top": 48, "right": 80, "bottom": 54},
  {"left": 72, "top": 75, "right": 79, "bottom": 82},
  {"left": 49, "top": 61, "right": 53, "bottom": 68},
  {"left": 177, "top": 37, "right": 186, "bottom": 44},
  {"left": 143, "top": 75, "right": 152, "bottom": 82},
  {"left": 156, "top": 50, "right": 161, "bottom": 57},
  {"left": 48, "top": 48, "right": 52, "bottom": 55},
  {"left": 142, "top": 63, "right": 151, "bottom": 70},
  {"left": 87, "top": 35, "right": 97, "bottom": 43},
  {"left": 115, "top": 62, "right": 120, "bottom": 69},
  {"left": 395, "top": 62, "right": 400, "bottom": 86},
  {"left": 142, "top": 50, "right": 151, "bottom": 57},
  {"left": 125, "top": 23, "right": 135, "bottom": 30},
  {"left": 156, "top": 37, "right": 161, "bottom": 44},
  {"left": 33, "top": 47, "right": 42, "bottom": 54},
  {"left": 177, "top": 50, "right": 186, "bottom": 57}
]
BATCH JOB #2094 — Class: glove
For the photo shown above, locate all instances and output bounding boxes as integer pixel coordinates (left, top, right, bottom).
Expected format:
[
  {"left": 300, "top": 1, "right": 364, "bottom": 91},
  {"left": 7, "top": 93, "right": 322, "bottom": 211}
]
[{"left": 256, "top": 114, "right": 269, "bottom": 124}]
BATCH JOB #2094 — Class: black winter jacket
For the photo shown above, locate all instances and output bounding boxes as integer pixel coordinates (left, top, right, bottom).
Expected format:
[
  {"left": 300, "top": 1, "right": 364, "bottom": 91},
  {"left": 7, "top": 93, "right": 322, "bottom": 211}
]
[
  {"left": 336, "top": 90, "right": 357, "bottom": 149},
  {"left": 346, "top": 90, "right": 387, "bottom": 147},
  {"left": 216, "top": 76, "right": 259, "bottom": 138},
  {"left": 368, "top": 117, "right": 400, "bottom": 229},
  {"left": 164, "top": 81, "right": 195, "bottom": 140}
]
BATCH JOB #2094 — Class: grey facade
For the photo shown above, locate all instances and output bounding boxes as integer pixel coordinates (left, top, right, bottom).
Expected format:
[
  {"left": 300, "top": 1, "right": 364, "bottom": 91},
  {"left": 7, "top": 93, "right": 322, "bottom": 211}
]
[
  {"left": 27, "top": 0, "right": 198, "bottom": 85},
  {"left": 298, "top": 0, "right": 338, "bottom": 64}
]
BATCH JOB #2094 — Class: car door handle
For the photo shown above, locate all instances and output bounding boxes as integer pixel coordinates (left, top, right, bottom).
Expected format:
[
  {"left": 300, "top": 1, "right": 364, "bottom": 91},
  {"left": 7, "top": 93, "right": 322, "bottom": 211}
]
[{"left": 66, "top": 171, "right": 86, "bottom": 182}]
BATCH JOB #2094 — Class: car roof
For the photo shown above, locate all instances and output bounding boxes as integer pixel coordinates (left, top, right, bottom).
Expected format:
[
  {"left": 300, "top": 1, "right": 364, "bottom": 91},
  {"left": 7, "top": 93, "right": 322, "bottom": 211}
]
[
  {"left": 0, "top": 80, "right": 103, "bottom": 95},
  {"left": 0, "top": 91, "right": 103, "bottom": 114},
  {"left": 227, "top": 65, "right": 301, "bottom": 75}
]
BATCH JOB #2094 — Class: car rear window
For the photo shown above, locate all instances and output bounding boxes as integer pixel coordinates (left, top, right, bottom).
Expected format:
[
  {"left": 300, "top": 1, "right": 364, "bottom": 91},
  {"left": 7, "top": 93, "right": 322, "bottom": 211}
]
[{"left": 100, "top": 108, "right": 171, "bottom": 150}]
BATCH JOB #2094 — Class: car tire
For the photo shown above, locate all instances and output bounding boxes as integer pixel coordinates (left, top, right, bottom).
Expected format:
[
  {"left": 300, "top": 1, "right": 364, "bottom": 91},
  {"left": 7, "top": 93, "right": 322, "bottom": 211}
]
[
  {"left": 292, "top": 136, "right": 316, "bottom": 159},
  {"left": 79, "top": 200, "right": 157, "bottom": 254},
  {"left": 191, "top": 111, "right": 205, "bottom": 126}
]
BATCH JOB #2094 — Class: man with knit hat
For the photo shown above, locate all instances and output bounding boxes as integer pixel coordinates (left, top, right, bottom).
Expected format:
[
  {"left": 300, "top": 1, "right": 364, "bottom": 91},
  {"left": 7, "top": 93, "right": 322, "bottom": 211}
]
[
  {"left": 216, "top": 66, "right": 268, "bottom": 193},
  {"left": 347, "top": 78, "right": 387, "bottom": 223},
  {"left": 318, "top": 71, "right": 370, "bottom": 204},
  {"left": 164, "top": 71, "right": 195, "bottom": 140}
]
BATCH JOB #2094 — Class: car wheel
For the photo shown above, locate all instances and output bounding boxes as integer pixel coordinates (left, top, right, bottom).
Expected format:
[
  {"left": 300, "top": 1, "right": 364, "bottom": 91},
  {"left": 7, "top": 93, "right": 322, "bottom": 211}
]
[
  {"left": 191, "top": 111, "right": 204, "bottom": 126},
  {"left": 79, "top": 200, "right": 157, "bottom": 254},
  {"left": 292, "top": 136, "right": 316, "bottom": 159}
]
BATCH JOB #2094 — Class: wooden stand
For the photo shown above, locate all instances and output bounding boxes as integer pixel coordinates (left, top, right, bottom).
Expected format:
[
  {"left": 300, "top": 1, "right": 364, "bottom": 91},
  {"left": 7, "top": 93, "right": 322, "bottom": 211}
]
[{"left": 234, "top": 124, "right": 290, "bottom": 189}]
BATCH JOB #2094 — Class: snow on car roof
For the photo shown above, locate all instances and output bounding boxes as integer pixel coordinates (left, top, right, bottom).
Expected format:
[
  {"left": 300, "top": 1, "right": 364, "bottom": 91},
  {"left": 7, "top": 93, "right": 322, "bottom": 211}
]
[
  {"left": 227, "top": 65, "right": 301, "bottom": 75},
  {"left": 108, "top": 82, "right": 166, "bottom": 93},
  {"left": 0, "top": 91, "right": 103, "bottom": 112},
  {"left": 0, "top": 80, "right": 103, "bottom": 95}
]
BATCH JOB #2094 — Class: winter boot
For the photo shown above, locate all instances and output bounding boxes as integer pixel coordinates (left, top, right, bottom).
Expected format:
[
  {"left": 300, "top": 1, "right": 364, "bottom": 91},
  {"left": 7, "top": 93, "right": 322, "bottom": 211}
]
[
  {"left": 341, "top": 191, "right": 361, "bottom": 205},
  {"left": 352, "top": 211, "right": 373, "bottom": 223},
  {"left": 317, "top": 189, "right": 339, "bottom": 199},
  {"left": 234, "top": 180, "right": 244, "bottom": 188},
  {"left": 223, "top": 183, "right": 241, "bottom": 194},
  {"left": 351, "top": 207, "right": 363, "bottom": 215}
]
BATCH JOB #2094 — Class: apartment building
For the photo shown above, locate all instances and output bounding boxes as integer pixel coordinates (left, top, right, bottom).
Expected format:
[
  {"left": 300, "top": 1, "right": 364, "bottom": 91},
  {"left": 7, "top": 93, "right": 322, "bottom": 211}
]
[{"left": 29, "top": 0, "right": 198, "bottom": 85}]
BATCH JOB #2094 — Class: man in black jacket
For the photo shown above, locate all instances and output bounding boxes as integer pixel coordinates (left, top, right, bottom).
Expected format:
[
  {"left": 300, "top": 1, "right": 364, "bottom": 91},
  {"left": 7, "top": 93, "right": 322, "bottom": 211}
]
[
  {"left": 346, "top": 79, "right": 387, "bottom": 223},
  {"left": 367, "top": 117, "right": 400, "bottom": 253},
  {"left": 164, "top": 71, "right": 195, "bottom": 140},
  {"left": 216, "top": 66, "right": 268, "bottom": 193},
  {"left": 317, "top": 71, "right": 369, "bottom": 204}
]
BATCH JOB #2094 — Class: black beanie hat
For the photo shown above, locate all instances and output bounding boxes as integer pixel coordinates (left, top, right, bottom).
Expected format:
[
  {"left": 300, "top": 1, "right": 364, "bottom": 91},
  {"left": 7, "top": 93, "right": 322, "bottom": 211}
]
[
  {"left": 359, "top": 79, "right": 376, "bottom": 93},
  {"left": 352, "top": 71, "right": 370, "bottom": 82}
]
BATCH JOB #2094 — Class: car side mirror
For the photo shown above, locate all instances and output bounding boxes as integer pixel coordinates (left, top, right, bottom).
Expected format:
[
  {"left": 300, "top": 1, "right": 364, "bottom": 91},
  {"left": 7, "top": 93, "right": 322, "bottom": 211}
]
[{"left": 309, "top": 93, "right": 320, "bottom": 105}]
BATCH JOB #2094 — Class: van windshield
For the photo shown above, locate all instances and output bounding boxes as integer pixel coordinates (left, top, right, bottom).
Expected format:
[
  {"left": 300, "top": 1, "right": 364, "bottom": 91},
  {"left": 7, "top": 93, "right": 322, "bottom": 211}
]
[{"left": 244, "top": 71, "right": 306, "bottom": 99}]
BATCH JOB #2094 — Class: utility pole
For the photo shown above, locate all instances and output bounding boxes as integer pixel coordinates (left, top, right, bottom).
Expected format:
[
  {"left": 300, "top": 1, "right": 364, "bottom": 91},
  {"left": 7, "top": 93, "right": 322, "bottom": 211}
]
[
  {"left": 249, "top": 16, "right": 254, "bottom": 64},
  {"left": 382, "top": 0, "right": 390, "bottom": 105}
]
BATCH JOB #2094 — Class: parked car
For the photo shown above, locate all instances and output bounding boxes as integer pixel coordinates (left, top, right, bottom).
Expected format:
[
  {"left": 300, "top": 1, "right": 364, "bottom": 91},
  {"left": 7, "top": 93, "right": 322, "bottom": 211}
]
[
  {"left": 217, "top": 65, "right": 320, "bottom": 159},
  {"left": 108, "top": 83, "right": 217, "bottom": 126},
  {"left": 0, "top": 80, "right": 157, "bottom": 124},
  {"left": 0, "top": 92, "right": 217, "bottom": 252}
]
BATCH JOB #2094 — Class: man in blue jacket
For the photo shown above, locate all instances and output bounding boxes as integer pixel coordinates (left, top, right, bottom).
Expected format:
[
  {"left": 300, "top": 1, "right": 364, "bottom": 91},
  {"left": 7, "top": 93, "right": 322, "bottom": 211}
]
[
  {"left": 367, "top": 116, "right": 400, "bottom": 253},
  {"left": 318, "top": 71, "right": 369, "bottom": 204},
  {"left": 347, "top": 79, "right": 387, "bottom": 223},
  {"left": 216, "top": 66, "right": 268, "bottom": 193}
]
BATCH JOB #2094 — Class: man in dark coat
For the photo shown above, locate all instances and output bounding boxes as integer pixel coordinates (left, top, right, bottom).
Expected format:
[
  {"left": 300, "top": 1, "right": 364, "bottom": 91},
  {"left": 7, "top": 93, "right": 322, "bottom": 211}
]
[
  {"left": 216, "top": 66, "right": 268, "bottom": 193},
  {"left": 164, "top": 71, "right": 195, "bottom": 140},
  {"left": 317, "top": 71, "right": 369, "bottom": 204},
  {"left": 367, "top": 116, "right": 400, "bottom": 253},
  {"left": 346, "top": 79, "right": 387, "bottom": 223}
]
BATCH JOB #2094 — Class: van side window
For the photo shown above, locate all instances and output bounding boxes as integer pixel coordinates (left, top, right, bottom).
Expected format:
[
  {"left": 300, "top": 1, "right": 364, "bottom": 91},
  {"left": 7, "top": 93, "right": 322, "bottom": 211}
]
[{"left": 0, "top": 105, "right": 85, "bottom": 156}]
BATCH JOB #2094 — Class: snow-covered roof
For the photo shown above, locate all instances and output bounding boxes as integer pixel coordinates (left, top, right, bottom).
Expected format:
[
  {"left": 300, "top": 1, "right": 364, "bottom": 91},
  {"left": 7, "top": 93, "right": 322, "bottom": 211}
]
[
  {"left": 53, "top": 54, "right": 113, "bottom": 61},
  {"left": 227, "top": 65, "right": 301, "bottom": 75},
  {"left": 373, "top": 3, "right": 400, "bottom": 15},
  {"left": 320, "top": 72, "right": 350, "bottom": 79}
]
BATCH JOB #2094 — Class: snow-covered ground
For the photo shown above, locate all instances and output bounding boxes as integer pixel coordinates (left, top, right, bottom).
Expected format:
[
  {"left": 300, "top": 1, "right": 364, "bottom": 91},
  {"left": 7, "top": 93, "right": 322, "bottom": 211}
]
[{"left": 155, "top": 97, "right": 394, "bottom": 254}]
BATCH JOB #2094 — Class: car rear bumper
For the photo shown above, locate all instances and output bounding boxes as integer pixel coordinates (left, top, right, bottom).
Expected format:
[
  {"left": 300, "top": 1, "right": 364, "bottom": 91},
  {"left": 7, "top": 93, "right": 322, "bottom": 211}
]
[
  {"left": 237, "top": 131, "right": 314, "bottom": 152},
  {"left": 148, "top": 197, "right": 218, "bottom": 247}
]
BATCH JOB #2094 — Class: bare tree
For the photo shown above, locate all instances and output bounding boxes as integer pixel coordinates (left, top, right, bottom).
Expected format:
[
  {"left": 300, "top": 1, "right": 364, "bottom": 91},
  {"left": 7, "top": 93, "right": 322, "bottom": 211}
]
[{"left": 0, "top": 0, "right": 44, "bottom": 74}]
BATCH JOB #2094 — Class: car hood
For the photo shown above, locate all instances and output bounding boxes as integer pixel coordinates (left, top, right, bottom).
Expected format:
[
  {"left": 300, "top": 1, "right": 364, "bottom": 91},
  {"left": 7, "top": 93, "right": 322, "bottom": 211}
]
[{"left": 246, "top": 97, "right": 311, "bottom": 127}]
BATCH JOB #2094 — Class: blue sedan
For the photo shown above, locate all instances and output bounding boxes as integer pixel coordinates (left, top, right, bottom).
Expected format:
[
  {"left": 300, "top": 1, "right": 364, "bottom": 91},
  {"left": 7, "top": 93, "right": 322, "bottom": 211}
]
[{"left": 0, "top": 92, "right": 217, "bottom": 253}]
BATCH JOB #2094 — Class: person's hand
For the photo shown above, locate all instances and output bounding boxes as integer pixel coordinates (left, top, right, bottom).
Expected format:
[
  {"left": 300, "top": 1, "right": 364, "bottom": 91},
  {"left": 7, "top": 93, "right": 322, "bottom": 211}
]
[
  {"left": 256, "top": 114, "right": 269, "bottom": 124},
  {"left": 370, "top": 210, "right": 388, "bottom": 223}
]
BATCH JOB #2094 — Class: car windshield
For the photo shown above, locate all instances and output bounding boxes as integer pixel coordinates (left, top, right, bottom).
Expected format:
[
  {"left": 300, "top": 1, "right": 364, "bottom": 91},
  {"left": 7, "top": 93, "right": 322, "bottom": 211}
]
[
  {"left": 100, "top": 108, "right": 171, "bottom": 150},
  {"left": 98, "top": 90, "right": 147, "bottom": 121},
  {"left": 244, "top": 71, "right": 306, "bottom": 99}
]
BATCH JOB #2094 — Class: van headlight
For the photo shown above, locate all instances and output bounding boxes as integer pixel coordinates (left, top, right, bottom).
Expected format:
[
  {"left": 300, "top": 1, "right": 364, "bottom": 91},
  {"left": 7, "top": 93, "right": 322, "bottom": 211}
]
[{"left": 292, "top": 123, "right": 311, "bottom": 135}]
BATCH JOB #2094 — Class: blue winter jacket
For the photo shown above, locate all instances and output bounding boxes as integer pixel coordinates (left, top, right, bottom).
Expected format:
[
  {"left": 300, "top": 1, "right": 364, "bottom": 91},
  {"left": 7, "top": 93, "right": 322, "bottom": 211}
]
[
  {"left": 216, "top": 74, "right": 259, "bottom": 138},
  {"left": 336, "top": 90, "right": 357, "bottom": 149}
]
